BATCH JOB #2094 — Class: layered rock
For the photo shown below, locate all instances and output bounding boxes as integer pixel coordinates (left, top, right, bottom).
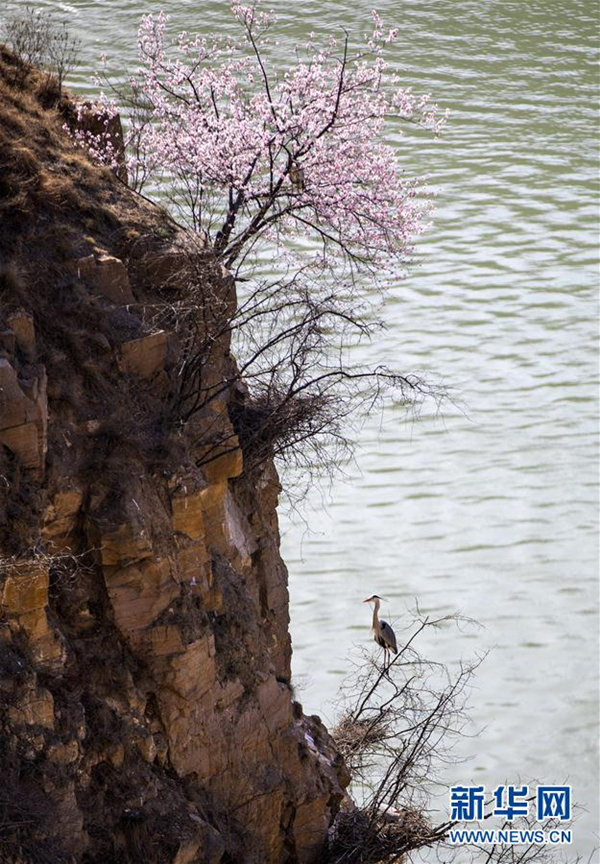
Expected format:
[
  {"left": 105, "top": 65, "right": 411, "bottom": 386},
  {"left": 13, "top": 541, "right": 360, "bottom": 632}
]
[
  {"left": 0, "top": 65, "right": 348, "bottom": 861},
  {"left": 0, "top": 318, "right": 47, "bottom": 477}
]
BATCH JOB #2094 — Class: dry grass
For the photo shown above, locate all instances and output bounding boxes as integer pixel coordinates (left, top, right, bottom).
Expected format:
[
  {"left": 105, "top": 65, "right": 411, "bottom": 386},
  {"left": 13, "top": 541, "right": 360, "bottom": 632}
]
[
  {"left": 0, "top": 44, "right": 170, "bottom": 269},
  {"left": 328, "top": 805, "right": 436, "bottom": 864},
  {"left": 0, "top": 47, "right": 92, "bottom": 241}
]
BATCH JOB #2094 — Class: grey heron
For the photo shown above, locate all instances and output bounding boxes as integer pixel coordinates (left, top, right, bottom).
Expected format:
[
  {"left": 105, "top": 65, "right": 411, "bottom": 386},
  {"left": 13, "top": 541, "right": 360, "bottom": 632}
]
[{"left": 363, "top": 595, "right": 398, "bottom": 659}]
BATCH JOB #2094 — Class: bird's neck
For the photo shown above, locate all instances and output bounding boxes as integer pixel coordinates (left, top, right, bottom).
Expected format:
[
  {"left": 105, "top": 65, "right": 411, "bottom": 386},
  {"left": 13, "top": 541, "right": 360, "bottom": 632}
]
[{"left": 372, "top": 600, "right": 380, "bottom": 632}]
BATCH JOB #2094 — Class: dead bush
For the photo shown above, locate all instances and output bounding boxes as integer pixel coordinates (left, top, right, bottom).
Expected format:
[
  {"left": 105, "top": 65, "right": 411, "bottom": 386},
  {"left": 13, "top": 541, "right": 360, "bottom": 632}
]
[
  {"left": 2, "top": 7, "right": 79, "bottom": 96},
  {"left": 327, "top": 612, "right": 582, "bottom": 864}
]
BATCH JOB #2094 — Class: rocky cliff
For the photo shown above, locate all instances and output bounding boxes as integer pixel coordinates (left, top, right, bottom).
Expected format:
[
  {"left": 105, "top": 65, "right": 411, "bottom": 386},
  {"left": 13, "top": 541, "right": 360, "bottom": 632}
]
[{"left": 0, "top": 47, "right": 348, "bottom": 863}]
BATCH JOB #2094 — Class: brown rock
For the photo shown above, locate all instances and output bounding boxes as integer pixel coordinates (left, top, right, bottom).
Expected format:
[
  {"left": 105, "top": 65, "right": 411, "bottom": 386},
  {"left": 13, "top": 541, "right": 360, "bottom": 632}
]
[
  {"left": 48, "top": 740, "right": 79, "bottom": 764},
  {"left": 162, "top": 716, "right": 212, "bottom": 781},
  {"left": 216, "top": 678, "right": 244, "bottom": 712},
  {"left": 147, "top": 624, "right": 187, "bottom": 658},
  {"left": 176, "top": 816, "right": 225, "bottom": 864},
  {"left": 7, "top": 310, "right": 35, "bottom": 361},
  {"left": 224, "top": 491, "right": 257, "bottom": 570},
  {"left": 31, "top": 364, "right": 47, "bottom": 469},
  {"left": 167, "top": 634, "right": 216, "bottom": 700},
  {"left": 257, "top": 678, "right": 293, "bottom": 735},
  {"left": 172, "top": 837, "right": 202, "bottom": 864},
  {"left": 152, "top": 368, "right": 171, "bottom": 397},
  {"left": 48, "top": 780, "right": 89, "bottom": 858},
  {"left": 173, "top": 543, "right": 210, "bottom": 585},
  {"left": 91, "top": 517, "right": 154, "bottom": 566},
  {"left": 0, "top": 360, "right": 47, "bottom": 474},
  {"left": 171, "top": 482, "right": 205, "bottom": 541},
  {"left": 0, "top": 417, "right": 39, "bottom": 467},
  {"left": 199, "top": 481, "right": 228, "bottom": 551},
  {"left": 135, "top": 244, "right": 206, "bottom": 292},
  {"left": 136, "top": 732, "right": 157, "bottom": 764},
  {"left": 1, "top": 563, "right": 65, "bottom": 668},
  {"left": 70, "top": 101, "right": 128, "bottom": 182},
  {"left": 104, "top": 557, "right": 179, "bottom": 636},
  {"left": 199, "top": 440, "right": 243, "bottom": 485},
  {"left": 42, "top": 486, "right": 83, "bottom": 551},
  {"left": 119, "top": 331, "right": 168, "bottom": 378},
  {"left": 1, "top": 563, "right": 49, "bottom": 614},
  {"left": 77, "top": 253, "right": 134, "bottom": 303},
  {"left": 8, "top": 685, "right": 54, "bottom": 729},
  {"left": 199, "top": 482, "right": 256, "bottom": 572},
  {"left": 0, "top": 358, "right": 35, "bottom": 429},
  {"left": 293, "top": 796, "right": 332, "bottom": 864},
  {"left": 239, "top": 787, "right": 285, "bottom": 863},
  {"left": 0, "top": 328, "right": 15, "bottom": 354},
  {"left": 108, "top": 743, "right": 125, "bottom": 768}
]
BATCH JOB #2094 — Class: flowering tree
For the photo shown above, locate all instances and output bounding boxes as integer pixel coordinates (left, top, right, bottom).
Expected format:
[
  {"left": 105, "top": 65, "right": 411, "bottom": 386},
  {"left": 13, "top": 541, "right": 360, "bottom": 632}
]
[
  {"left": 76, "top": 6, "right": 448, "bottom": 474},
  {"left": 88, "top": 6, "right": 444, "bottom": 273}
]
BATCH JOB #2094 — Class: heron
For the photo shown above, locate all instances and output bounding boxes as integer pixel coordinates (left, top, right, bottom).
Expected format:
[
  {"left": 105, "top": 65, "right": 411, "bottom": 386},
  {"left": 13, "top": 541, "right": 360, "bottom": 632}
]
[{"left": 363, "top": 595, "right": 398, "bottom": 662}]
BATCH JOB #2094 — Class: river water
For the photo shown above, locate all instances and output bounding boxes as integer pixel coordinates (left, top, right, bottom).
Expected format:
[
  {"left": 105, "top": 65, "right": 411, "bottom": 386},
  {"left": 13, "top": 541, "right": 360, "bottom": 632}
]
[{"left": 5, "top": 0, "right": 598, "bottom": 856}]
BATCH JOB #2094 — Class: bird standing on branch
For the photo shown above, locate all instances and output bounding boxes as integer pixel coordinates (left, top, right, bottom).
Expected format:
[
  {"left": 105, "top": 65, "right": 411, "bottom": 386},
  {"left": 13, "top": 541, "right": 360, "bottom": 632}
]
[{"left": 364, "top": 595, "right": 398, "bottom": 662}]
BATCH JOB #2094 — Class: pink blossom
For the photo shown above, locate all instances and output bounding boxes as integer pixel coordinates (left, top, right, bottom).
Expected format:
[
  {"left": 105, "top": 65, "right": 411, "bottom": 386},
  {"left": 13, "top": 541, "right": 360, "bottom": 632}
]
[{"left": 76, "top": 5, "right": 445, "bottom": 276}]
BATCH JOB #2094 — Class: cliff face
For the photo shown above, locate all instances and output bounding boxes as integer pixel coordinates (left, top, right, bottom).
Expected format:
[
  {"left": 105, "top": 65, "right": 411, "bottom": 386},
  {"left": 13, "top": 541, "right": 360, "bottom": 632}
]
[{"left": 0, "top": 48, "right": 348, "bottom": 863}]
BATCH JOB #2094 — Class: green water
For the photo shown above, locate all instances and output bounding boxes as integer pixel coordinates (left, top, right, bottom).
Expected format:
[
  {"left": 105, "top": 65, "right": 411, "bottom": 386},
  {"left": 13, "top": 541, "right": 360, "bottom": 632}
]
[{"left": 5, "top": 0, "right": 598, "bottom": 855}]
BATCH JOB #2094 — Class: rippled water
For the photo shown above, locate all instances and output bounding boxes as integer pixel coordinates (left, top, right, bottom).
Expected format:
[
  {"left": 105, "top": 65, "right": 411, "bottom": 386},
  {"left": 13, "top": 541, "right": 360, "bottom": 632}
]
[{"left": 5, "top": 0, "right": 598, "bottom": 855}]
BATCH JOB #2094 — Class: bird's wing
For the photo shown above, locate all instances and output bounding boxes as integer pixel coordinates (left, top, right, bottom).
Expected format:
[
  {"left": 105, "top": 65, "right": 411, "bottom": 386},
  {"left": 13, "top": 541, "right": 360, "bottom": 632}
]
[{"left": 380, "top": 620, "right": 398, "bottom": 653}]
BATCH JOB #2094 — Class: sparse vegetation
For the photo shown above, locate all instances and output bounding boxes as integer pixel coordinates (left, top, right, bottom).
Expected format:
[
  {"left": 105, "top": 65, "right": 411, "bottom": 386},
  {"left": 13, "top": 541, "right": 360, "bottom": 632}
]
[
  {"left": 327, "top": 613, "right": 581, "bottom": 864},
  {"left": 2, "top": 6, "right": 79, "bottom": 96},
  {"left": 328, "top": 613, "right": 478, "bottom": 861},
  {"left": 134, "top": 239, "right": 447, "bottom": 487}
]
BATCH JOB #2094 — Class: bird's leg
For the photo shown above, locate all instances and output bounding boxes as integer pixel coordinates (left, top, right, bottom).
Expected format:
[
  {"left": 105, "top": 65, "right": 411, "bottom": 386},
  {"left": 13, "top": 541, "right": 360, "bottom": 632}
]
[{"left": 382, "top": 647, "right": 393, "bottom": 683}]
